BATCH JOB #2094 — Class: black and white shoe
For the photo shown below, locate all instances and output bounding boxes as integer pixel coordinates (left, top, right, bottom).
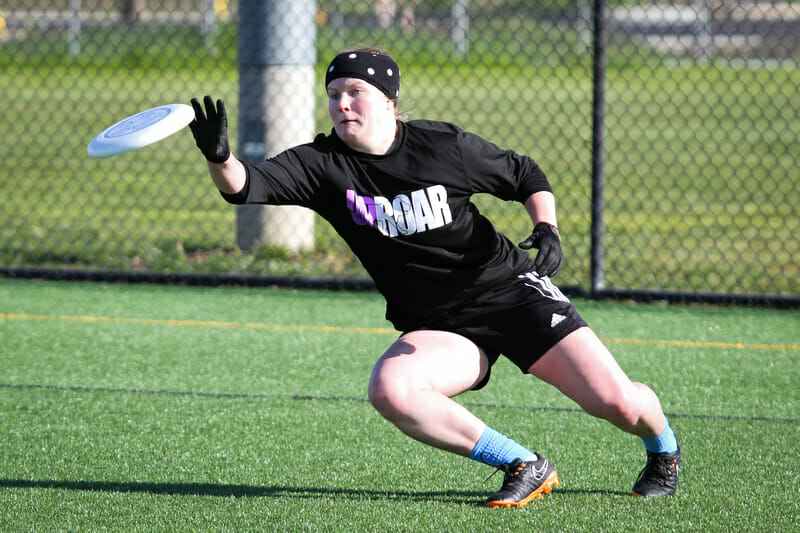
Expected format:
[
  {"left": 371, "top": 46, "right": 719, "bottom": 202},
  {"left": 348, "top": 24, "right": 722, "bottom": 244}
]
[
  {"left": 484, "top": 456, "right": 560, "bottom": 508},
  {"left": 632, "top": 444, "right": 681, "bottom": 497}
]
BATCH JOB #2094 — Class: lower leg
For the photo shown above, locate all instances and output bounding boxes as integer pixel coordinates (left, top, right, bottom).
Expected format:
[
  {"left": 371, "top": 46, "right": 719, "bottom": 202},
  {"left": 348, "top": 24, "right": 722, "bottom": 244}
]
[
  {"left": 621, "top": 381, "right": 678, "bottom": 453},
  {"left": 614, "top": 381, "right": 668, "bottom": 437},
  {"left": 370, "top": 381, "right": 487, "bottom": 457},
  {"left": 372, "top": 387, "right": 539, "bottom": 465}
]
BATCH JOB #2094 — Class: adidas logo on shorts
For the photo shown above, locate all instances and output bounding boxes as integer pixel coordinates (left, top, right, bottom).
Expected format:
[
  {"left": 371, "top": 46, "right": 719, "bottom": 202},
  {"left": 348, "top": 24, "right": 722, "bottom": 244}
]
[{"left": 550, "top": 313, "right": 566, "bottom": 328}]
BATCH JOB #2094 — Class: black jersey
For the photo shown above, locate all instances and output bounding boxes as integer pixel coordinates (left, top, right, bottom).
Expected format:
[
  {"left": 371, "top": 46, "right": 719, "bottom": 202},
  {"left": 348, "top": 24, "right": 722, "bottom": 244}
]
[{"left": 222, "top": 120, "right": 552, "bottom": 331}]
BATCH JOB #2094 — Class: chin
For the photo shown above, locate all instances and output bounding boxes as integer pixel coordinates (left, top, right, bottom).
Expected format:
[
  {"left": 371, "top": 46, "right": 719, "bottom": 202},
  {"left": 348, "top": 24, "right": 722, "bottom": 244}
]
[{"left": 337, "top": 129, "right": 362, "bottom": 146}]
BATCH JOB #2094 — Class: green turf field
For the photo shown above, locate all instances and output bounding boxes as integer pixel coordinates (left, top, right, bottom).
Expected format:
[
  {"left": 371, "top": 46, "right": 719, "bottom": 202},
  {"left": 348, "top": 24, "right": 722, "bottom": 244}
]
[{"left": 1, "top": 278, "right": 797, "bottom": 530}]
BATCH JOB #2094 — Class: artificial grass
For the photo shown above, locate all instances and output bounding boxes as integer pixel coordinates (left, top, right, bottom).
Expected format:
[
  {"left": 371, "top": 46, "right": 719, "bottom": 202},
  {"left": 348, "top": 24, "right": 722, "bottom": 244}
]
[{"left": 1, "top": 279, "right": 798, "bottom": 530}]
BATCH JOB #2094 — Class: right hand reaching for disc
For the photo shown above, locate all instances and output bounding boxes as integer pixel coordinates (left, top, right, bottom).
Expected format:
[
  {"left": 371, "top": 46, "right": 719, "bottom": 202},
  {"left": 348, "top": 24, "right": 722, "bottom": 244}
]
[{"left": 189, "top": 96, "right": 230, "bottom": 164}]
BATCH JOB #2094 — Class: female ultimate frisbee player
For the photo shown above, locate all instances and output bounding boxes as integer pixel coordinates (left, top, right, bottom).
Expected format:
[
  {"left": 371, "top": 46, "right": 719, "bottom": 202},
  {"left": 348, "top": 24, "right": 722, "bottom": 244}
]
[{"left": 189, "top": 47, "right": 680, "bottom": 506}]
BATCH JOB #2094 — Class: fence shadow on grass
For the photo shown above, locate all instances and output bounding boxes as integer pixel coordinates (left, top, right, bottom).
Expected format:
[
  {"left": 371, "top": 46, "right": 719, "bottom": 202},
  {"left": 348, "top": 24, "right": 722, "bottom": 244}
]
[{"left": 0, "top": 478, "right": 629, "bottom": 503}]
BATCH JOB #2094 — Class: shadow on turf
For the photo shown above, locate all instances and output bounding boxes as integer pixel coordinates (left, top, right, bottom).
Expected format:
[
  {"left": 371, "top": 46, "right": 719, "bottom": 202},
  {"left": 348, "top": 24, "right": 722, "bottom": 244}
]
[{"left": 0, "top": 478, "right": 628, "bottom": 502}]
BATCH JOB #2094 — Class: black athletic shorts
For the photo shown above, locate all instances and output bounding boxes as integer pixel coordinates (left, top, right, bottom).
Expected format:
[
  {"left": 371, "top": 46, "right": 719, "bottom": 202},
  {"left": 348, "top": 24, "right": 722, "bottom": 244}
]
[{"left": 409, "top": 271, "right": 588, "bottom": 390}]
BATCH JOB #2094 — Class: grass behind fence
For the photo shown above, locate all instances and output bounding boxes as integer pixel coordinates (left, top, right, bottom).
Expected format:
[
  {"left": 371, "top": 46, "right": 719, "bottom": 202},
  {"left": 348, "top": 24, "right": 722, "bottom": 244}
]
[
  {"left": 0, "top": 279, "right": 798, "bottom": 530},
  {"left": 0, "top": 20, "right": 798, "bottom": 294}
]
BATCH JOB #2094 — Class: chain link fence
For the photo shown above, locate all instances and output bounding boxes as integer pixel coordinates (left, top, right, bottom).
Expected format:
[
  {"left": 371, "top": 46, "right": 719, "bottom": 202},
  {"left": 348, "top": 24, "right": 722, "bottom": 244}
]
[{"left": 1, "top": 0, "right": 798, "bottom": 303}]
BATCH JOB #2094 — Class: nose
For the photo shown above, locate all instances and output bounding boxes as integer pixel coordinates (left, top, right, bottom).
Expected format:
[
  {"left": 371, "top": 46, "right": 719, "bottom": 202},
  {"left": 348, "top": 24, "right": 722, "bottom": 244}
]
[{"left": 337, "top": 93, "right": 352, "bottom": 111}]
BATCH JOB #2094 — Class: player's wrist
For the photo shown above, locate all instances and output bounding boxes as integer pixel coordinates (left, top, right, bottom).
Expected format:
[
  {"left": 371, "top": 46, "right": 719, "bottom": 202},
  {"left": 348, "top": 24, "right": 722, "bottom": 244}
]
[
  {"left": 205, "top": 147, "right": 231, "bottom": 165},
  {"left": 534, "top": 221, "right": 560, "bottom": 239}
]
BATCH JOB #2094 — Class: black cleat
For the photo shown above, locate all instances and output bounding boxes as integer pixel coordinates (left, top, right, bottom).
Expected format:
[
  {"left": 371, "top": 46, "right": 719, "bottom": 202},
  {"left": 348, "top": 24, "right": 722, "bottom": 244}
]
[
  {"left": 484, "top": 456, "right": 560, "bottom": 508},
  {"left": 632, "top": 444, "right": 681, "bottom": 497}
]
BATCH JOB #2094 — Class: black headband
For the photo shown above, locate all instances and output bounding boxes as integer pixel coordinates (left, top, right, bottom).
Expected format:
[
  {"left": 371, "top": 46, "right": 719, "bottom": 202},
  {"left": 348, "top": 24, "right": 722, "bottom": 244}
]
[{"left": 325, "top": 51, "right": 400, "bottom": 100}]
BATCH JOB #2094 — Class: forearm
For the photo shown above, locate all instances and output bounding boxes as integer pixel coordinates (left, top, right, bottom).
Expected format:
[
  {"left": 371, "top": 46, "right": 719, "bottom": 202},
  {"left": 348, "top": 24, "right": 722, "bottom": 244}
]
[
  {"left": 208, "top": 153, "right": 246, "bottom": 195},
  {"left": 519, "top": 191, "right": 563, "bottom": 276},
  {"left": 523, "top": 191, "right": 557, "bottom": 227}
]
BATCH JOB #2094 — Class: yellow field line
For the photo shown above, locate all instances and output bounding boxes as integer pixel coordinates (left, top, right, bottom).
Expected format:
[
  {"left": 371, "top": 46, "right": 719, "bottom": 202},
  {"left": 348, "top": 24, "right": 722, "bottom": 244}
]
[
  {"left": 603, "top": 337, "right": 799, "bottom": 352},
  {"left": 0, "top": 312, "right": 397, "bottom": 336},
  {"left": 1, "top": 312, "right": 798, "bottom": 352}
]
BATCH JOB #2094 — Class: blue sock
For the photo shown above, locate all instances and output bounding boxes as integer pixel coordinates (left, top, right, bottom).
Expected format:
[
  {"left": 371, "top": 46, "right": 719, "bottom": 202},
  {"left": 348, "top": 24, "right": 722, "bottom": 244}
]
[
  {"left": 469, "top": 426, "right": 537, "bottom": 467},
  {"left": 641, "top": 418, "right": 678, "bottom": 454}
]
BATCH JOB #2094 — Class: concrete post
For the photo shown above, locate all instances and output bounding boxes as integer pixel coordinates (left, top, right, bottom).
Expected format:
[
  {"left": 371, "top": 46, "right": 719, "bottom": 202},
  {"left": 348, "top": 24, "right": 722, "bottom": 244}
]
[{"left": 237, "top": 0, "right": 317, "bottom": 252}]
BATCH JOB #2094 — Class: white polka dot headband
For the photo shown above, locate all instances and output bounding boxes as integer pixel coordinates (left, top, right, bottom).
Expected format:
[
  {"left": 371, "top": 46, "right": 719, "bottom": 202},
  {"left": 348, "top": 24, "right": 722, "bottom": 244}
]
[{"left": 325, "top": 51, "right": 400, "bottom": 99}]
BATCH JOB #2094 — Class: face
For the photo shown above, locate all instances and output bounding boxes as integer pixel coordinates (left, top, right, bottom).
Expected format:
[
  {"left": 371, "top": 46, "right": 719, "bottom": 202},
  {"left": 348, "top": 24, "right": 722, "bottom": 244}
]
[{"left": 327, "top": 77, "right": 396, "bottom": 154}]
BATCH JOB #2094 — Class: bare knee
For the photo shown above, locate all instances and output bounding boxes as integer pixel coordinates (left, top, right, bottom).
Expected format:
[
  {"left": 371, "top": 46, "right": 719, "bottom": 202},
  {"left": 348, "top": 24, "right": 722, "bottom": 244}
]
[
  {"left": 368, "top": 330, "right": 487, "bottom": 425},
  {"left": 368, "top": 368, "right": 417, "bottom": 422},
  {"left": 367, "top": 373, "right": 397, "bottom": 418},
  {"left": 584, "top": 387, "right": 644, "bottom": 429}
]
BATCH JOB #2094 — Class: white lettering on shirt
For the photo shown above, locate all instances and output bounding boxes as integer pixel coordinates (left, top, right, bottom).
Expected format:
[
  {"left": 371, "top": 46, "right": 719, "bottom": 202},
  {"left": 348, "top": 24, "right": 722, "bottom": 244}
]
[{"left": 346, "top": 185, "right": 453, "bottom": 238}]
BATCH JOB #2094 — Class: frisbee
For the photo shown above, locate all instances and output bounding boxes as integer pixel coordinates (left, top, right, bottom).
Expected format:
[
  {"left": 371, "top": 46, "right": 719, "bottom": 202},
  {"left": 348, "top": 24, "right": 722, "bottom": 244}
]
[{"left": 87, "top": 103, "right": 195, "bottom": 158}]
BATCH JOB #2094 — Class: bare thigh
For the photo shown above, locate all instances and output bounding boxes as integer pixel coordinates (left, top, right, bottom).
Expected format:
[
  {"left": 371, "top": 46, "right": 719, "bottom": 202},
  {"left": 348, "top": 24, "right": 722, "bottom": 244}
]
[
  {"left": 371, "top": 330, "right": 490, "bottom": 398},
  {"left": 530, "top": 327, "right": 637, "bottom": 417}
]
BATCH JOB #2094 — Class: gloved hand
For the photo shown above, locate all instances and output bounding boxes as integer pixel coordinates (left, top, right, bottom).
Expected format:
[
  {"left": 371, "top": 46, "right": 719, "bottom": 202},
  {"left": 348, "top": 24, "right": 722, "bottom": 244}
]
[
  {"left": 519, "top": 222, "right": 563, "bottom": 277},
  {"left": 189, "top": 96, "right": 230, "bottom": 164}
]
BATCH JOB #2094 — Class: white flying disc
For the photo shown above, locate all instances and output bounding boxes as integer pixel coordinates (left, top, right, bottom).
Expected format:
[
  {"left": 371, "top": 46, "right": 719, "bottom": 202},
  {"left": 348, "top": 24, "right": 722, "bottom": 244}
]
[{"left": 87, "top": 103, "right": 195, "bottom": 158}]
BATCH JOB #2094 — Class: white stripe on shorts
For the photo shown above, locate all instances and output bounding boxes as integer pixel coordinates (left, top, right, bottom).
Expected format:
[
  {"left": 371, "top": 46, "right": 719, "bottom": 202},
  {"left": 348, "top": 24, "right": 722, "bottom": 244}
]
[{"left": 518, "top": 271, "right": 570, "bottom": 303}]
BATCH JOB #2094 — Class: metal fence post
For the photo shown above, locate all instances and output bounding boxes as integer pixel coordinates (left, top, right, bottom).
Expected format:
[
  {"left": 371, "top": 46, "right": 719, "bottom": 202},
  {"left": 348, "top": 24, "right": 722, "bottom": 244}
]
[
  {"left": 576, "top": 0, "right": 591, "bottom": 54},
  {"left": 695, "top": 0, "right": 713, "bottom": 63},
  {"left": 237, "top": 0, "right": 317, "bottom": 252},
  {"left": 201, "top": 0, "right": 217, "bottom": 47},
  {"left": 590, "top": 0, "right": 607, "bottom": 295},
  {"left": 68, "top": 0, "right": 81, "bottom": 57},
  {"left": 452, "top": 0, "right": 469, "bottom": 58}
]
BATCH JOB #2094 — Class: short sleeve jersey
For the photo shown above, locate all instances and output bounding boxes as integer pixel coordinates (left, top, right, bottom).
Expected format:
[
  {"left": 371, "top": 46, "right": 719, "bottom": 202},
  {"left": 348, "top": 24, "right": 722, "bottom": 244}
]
[{"left": 222, "top": 120, "right": 552, "bottom": 331}]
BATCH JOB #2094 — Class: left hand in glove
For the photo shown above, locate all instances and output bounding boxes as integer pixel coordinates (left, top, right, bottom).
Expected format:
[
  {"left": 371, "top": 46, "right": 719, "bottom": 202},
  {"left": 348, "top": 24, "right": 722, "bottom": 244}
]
[{"left": 518, "top": 222, "right": 563, "bottom": 277}]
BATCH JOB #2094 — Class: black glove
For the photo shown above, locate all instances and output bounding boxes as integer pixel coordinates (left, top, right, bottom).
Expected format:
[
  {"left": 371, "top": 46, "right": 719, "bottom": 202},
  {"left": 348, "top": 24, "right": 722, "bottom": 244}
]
[
  {"left": 519, "top": 222, "right": 563, "bottom": 277},
  {"left": 189, "top": 96, "right": 230, "bottom": 164}
]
